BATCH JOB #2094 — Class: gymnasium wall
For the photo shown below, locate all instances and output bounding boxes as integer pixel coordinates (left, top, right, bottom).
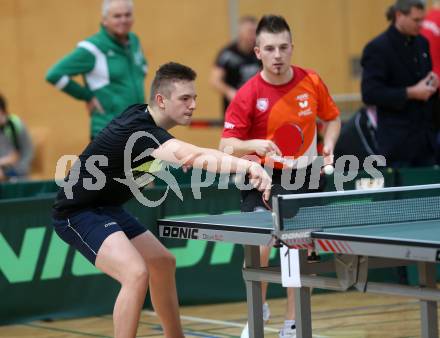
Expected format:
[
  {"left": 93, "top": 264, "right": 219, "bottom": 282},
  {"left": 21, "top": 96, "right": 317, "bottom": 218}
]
[{"left": 0, "top": 0, "right": 399, "bottom": 179}]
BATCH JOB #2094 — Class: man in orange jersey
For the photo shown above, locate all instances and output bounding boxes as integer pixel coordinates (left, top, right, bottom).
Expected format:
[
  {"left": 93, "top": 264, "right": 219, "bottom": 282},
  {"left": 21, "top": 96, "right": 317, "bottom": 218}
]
[{"left": 219, "top": 15, "right": 341, "bottom": 338}]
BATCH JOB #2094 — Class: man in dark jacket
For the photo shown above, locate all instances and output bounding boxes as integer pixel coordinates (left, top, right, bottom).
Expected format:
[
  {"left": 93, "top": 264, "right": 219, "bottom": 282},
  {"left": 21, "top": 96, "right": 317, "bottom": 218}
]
[{"left": 361, "top": 0, "right": 439, "bottom": 167}]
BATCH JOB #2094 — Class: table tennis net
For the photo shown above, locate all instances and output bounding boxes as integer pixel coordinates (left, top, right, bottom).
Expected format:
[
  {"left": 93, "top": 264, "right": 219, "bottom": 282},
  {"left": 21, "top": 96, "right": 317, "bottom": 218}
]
[{"left": 277, "top": 187, "right": 440, "bottom": 232}]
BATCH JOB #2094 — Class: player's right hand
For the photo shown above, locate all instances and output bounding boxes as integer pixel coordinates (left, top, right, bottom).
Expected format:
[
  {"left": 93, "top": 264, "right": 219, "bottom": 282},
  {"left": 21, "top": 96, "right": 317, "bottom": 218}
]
[
  {"left": 247, "top": 163, "right": 272, "bottom": 201},
  {"left": 248, "top": 139, "right": 282, "bottom": 157}
]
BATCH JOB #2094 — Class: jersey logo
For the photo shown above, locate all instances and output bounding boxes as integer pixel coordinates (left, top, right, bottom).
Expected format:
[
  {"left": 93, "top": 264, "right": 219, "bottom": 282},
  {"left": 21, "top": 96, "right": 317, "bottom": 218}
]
[
  {"left": 422, "top": 20, "right": 440, "bottom": 36},
  {"left": 299, "top": 100, "right": 308, "bottom": 109},
  {"left": 256, "top": 98, "right": 269, "bottom": 112},
  {"left": 296, "top": 93, "right": 309, "bottom": 108},
  {"left": 224, "top": 121, "right": 235, "bottom": 129},
  {"left": 107, "top": 50, "right": 115, "bottom": 57},
  {"left": 296, "top": 93, "right": 312, "bottom": 116}
]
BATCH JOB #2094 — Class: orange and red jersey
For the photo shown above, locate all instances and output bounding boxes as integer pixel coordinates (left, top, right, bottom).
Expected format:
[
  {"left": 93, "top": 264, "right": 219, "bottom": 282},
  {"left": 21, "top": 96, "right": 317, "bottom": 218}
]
[{"left": 222, "top": 66, "right": 340, "bottom": 168}]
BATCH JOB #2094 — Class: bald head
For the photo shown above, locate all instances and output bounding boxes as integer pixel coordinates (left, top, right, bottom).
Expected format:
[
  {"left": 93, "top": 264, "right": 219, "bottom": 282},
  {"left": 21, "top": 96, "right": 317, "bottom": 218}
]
[{"left": 237, "top": 16, "right": 257, "bottom": 52}]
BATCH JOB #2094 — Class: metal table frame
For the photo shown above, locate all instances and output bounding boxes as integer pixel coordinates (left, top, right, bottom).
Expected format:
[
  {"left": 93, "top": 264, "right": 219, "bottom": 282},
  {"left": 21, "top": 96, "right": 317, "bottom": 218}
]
[
  {"left": 242, "top": 246, "right": 439, "bottom": 338},
  {"left": 158, "top": 184, "right": 440, "bottom": 338}
]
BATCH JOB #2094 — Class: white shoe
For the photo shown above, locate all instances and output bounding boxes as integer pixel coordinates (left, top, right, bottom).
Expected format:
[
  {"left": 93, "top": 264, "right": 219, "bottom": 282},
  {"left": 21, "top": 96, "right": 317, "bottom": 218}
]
[
  {"left": 279, "top": 325, "right": 296, "bottom": 338},
  {"left": 240, "top": 322, "right": 249, "bottom": 338},
  {"left": 263, "top": 302, "right": 271, "bottom": 322},
  {"left": 241, "top": 302, "right": 270, "bottom": 337}
]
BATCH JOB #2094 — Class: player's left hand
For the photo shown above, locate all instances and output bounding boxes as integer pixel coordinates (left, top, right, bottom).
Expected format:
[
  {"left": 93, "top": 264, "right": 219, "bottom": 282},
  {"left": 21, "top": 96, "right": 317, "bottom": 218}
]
[
  {"left": 321, "top": 143, "right": 334, "bottom": 168},
  {"left": 247, "top": 163, "right": 272, "bottom": 201}
]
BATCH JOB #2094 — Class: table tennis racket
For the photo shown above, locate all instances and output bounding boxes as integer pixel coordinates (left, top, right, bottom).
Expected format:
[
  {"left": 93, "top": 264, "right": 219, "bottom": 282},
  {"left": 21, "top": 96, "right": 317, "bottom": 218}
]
[{"left": 273, "top": 122, "right": 304, "bottom": 156}]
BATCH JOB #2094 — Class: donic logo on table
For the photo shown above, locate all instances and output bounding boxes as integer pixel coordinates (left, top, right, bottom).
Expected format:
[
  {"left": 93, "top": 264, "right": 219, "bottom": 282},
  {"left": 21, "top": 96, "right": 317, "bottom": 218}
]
[{"left": 162, "top": 226, "right": 199, "bottom": 239}]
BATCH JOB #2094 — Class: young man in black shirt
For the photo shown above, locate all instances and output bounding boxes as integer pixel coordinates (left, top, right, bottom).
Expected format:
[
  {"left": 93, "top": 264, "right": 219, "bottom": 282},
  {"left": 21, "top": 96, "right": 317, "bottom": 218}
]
[{"left": 52, "top": 62, "right": 271, "bottom": 338}]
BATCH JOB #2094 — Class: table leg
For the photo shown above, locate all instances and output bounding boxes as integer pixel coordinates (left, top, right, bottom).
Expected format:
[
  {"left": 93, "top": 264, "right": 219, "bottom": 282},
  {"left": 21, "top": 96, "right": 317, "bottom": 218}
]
[
  {"left": 295, "top": 249, "right": 312, "bottom": 338},
  {"left": 418, "top": 262, "right": 438, "bottom": 338},
  {"left": 244, "top": 245, "right": 264, "bottom": 338}
]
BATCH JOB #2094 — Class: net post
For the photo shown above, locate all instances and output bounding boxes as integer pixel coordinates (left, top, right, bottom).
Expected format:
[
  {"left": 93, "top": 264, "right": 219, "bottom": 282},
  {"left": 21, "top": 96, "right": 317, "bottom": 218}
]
[{"left": 272, "top": 195, "right": 283, "bottom": 233}]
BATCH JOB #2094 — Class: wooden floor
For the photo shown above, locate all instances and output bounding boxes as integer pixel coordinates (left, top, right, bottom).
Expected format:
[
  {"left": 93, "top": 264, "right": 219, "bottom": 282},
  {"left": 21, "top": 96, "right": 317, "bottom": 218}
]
[{"left": 0, "top": 290, "right": 436, "bottom": 337}]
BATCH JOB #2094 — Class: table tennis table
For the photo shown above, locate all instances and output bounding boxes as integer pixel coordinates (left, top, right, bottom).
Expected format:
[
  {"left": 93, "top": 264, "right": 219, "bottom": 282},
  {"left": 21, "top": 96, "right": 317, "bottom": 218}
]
[{"left": 157, "top": 183, "right": 440, "bottom": 338}]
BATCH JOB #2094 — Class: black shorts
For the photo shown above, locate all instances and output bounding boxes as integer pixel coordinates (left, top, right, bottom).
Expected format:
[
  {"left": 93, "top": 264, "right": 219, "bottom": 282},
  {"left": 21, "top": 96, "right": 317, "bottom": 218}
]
[{"left": 53, "top": 206, "right": 147, "bottom": 264}]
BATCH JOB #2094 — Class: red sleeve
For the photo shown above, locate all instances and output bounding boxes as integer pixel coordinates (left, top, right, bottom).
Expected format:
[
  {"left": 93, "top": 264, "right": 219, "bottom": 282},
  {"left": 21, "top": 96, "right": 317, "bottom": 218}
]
[
  {"left": 311, "top": 73, "right": 340, "bottom": 121},
  {"left": 421, "top": 17, "right": 440, "bottom": 77},
  {"left": 221, "top": 84, "right": 255, "bottom": 139}
]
